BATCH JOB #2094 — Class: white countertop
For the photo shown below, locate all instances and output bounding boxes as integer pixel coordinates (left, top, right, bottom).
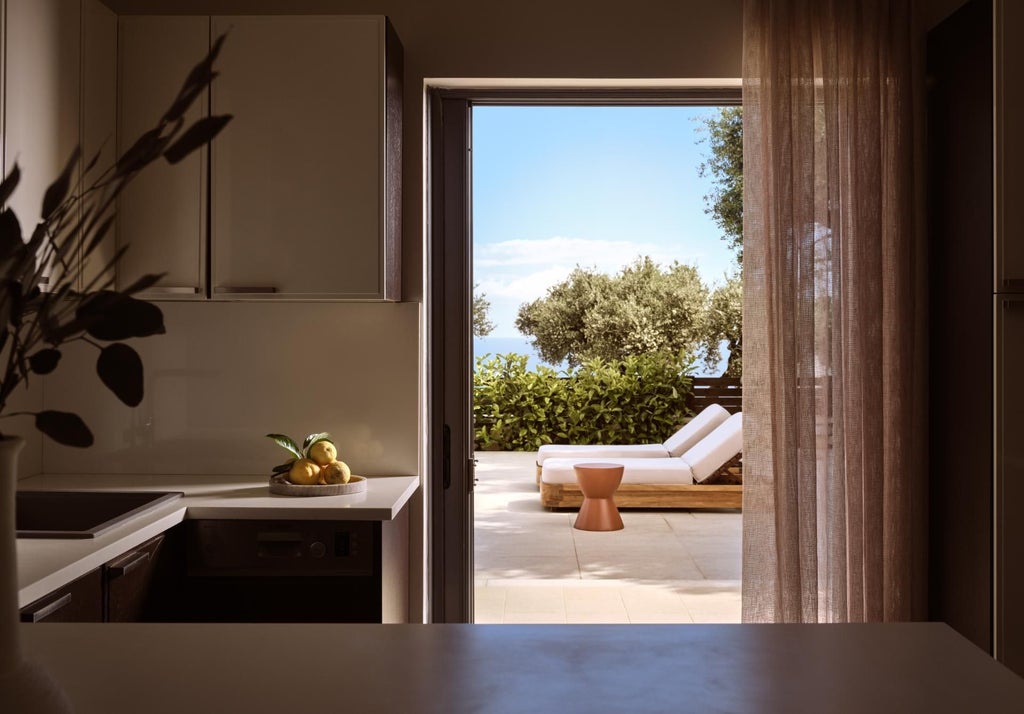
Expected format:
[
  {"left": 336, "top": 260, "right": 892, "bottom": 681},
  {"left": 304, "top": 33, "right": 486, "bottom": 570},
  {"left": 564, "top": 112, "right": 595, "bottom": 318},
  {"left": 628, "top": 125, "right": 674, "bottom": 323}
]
[
  {"left": 19, "top": 622, "right": 1024, "bottom": 712},
  {"left": 15, "top": 473, "right": 418, "bottom": 607}
]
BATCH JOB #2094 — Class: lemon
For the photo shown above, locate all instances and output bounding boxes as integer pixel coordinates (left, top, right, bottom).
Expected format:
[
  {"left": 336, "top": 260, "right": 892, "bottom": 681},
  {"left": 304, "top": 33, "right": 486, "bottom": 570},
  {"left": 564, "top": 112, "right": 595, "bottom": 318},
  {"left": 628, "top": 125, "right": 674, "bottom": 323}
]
[
  {"left": 308, "top": 440, "right": 337, "bottom": 466},
  {"left": 288, "top": 458, "right": 322, "bottom": 485},
  {"left": 321, "top": 460, "right": 351, "bottom": 484}
]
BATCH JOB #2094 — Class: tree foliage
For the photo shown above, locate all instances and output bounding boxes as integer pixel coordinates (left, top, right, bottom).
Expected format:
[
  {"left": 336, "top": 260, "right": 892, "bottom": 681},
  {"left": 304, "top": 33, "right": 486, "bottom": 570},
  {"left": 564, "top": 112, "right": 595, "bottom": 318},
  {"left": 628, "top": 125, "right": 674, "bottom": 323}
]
[
  {"left": 697, "top": 273, "right": 742, "bottom": 377},
  {"left": 515, "top": 257, "right": 713, "bottom": 369},
  {"left": 472, "top": 285, "right": 494, "bottom": 338},
  {"left": 697, "top": 106, "right": 743, "bottom": 264}
]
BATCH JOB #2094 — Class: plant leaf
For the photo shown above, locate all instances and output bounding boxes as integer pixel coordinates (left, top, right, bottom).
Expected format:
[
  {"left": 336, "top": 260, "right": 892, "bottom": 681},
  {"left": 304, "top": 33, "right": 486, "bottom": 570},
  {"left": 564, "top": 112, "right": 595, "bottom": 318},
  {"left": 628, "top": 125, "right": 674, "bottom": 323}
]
[
  {"left": 119, "top": 272, "right": 167, "bottom": 296},
  {"left": 302, "top": 432, "right": 331, "bottom": 451},
  {"left": 0, "top": 209, "right": 23, "bottom": 261},
  {"left": 164, "top": 115, "right": 233, "bottom": 164},
  {"left": 41, "top": 147, "right": 81, "bottom": 219},
  {"left": 77, "top": 291, "right": 165, "bottom": 341},
  {"left": 0, "top": 164, "right": 20, "bottom": 207},
  {"left": 82, "top": 143, "right": 105, "bottom": 177},
  {"left": 162, "top": 33, "right": 228, "bottom": 123},
  {"left": 271, "top": 460, "right": 295, "bottom": 474},
  {"left": 80, "top": 213, "right": 116, "bottom": 262},
  {"left": 116, "top": 127, "right": 170, "bottom": 176},
  {"left": 266, "top": 433, "right": 303, "bottom": 461},
  {"left": 35, "top": 410, "right": 94, "bottom": 447},
  {"left": 97, "top": 343, "right": 144, "bottom": 406},
  {"left": 28, "top": 348, "right": 61, "bottom": 375}
]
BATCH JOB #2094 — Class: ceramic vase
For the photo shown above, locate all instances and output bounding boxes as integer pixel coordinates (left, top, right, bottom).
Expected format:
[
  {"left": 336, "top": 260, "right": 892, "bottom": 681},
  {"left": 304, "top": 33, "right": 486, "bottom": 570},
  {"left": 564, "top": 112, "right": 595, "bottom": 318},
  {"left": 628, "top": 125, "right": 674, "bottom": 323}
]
[{"left": 0, "top": 436, "right": 73, "bottom": 712}]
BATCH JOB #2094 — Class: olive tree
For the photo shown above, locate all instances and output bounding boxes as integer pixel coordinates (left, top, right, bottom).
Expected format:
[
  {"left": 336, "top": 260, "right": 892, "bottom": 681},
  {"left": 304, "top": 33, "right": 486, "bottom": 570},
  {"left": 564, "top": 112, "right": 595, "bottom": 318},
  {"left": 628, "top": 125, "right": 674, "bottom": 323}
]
[
  {"left": 515, "top": 257, "right": 711, "bottom": 368},
  {"left": 472, "top": 285, "right": 495, "bottom": 338},
  {"left": 697, "top": 106, "right": 743, "bottom": 264},
  {"left": 697, "top": 273, "right": 742, "bottom": 377}
]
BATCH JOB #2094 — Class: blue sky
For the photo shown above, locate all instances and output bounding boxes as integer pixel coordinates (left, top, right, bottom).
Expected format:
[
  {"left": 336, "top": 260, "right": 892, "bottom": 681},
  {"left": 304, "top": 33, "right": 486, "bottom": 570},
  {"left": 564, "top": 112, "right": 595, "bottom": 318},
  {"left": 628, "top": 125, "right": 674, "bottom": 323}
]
[{"left": 472, "top": 105, "right": 737, "bottom": 339}]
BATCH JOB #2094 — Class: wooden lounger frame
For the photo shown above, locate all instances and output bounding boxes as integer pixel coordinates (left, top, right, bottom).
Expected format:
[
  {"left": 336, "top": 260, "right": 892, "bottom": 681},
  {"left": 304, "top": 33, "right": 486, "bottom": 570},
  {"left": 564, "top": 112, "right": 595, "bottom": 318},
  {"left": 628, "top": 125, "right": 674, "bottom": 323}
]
[{"left": 540, "top": 481, "right": 741, "bottom": 509}]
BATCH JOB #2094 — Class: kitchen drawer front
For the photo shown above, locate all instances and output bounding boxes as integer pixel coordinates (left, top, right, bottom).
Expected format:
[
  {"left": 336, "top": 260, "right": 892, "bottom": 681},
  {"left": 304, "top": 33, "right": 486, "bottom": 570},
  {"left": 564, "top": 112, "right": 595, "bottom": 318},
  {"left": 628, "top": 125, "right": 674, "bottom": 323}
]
[{"left": 20, "top": 569, "right": 103, "bottom": 623}]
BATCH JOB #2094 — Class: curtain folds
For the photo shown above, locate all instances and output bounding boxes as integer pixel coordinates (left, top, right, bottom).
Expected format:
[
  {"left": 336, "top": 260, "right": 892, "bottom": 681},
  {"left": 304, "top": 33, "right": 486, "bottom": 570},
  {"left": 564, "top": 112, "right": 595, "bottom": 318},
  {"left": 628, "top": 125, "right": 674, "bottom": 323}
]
[{"left": 741, "top": 0, "right": 927, "bottom": 623}]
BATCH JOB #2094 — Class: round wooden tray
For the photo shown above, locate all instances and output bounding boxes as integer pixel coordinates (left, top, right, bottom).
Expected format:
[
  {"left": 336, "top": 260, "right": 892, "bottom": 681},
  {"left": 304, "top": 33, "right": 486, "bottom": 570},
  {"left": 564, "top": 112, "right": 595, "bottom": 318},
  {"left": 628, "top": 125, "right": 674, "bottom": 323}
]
[{"left": 269, "top": 473, "right": 367, "bottom": 497}]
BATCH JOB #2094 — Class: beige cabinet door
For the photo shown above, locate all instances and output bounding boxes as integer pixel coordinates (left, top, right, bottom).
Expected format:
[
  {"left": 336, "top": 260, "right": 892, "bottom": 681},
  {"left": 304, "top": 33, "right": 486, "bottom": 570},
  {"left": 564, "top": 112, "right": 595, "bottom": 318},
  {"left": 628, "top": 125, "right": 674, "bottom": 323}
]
[
  {"left": 117, "top": 16, "right": 209, "bottom": 298},
  {"left": 210, "top": 15, "right": 391, "bottom": 299},
  {"left": 80, "top": 0, "right": 117, "bottom": 291}
]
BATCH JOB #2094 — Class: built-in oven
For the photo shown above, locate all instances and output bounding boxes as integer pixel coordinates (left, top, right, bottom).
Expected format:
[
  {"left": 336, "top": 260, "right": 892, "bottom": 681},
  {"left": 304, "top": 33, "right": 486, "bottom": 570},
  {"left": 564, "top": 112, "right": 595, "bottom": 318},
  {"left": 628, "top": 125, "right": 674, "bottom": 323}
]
[{"left": 184, "top": 519, "right": 385, "bottom": 623}]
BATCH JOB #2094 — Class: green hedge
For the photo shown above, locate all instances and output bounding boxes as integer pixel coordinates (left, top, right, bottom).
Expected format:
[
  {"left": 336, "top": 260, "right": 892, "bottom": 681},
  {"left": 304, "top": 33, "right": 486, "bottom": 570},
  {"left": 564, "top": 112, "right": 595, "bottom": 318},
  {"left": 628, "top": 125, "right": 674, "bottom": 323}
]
[{"left": 473, "top": 350, "right": 695, "bottom": 451}]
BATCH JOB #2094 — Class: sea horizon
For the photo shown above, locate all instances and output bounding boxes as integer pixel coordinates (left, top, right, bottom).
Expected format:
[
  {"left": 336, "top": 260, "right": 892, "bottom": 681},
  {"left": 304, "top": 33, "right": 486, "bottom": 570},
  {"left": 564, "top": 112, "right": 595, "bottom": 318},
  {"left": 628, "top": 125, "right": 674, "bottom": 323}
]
[{"left": 473, "top": 335, "right": 729, "bottom": 377}]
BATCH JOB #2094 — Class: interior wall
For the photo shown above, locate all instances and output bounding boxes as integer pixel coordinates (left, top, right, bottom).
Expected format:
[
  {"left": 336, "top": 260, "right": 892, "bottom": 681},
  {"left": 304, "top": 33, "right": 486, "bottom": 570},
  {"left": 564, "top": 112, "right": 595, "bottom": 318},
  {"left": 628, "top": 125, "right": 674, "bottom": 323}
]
[
  {"left": 43, "top": 301, "right": 419, "bottom": 475},
  {"left": 2, "top": 0, "right": 83, "bottom": 478}
]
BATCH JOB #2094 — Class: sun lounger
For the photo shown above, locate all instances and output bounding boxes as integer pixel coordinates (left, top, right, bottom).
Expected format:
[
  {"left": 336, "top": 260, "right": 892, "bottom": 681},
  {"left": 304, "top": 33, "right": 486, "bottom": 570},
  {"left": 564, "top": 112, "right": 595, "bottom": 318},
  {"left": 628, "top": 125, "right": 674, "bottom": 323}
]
[
  {"left": 539, "top": 412, "right": 743, "bottom": 509},
  {"left": 535, "top": 403, "right": 731, "bottom": 479}
]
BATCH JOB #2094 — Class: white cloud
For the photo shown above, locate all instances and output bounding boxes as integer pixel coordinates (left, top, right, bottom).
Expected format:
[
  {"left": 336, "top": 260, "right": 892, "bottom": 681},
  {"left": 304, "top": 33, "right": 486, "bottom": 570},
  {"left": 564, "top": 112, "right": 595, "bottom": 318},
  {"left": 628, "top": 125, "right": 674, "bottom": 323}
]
[
  {"left": 474, "top": 235, "right": 720, "bottom": 336},
  {"left": 475, "top": 235, "right": 691, "bottom": 271}
]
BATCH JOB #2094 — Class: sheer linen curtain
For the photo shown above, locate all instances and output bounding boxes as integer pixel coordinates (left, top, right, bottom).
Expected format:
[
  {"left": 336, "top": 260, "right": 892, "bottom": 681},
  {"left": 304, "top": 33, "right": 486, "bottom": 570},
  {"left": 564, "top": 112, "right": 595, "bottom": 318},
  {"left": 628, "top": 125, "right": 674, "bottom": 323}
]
[{"left": 741, "top": 0, "right": 928, "bottom": 623}]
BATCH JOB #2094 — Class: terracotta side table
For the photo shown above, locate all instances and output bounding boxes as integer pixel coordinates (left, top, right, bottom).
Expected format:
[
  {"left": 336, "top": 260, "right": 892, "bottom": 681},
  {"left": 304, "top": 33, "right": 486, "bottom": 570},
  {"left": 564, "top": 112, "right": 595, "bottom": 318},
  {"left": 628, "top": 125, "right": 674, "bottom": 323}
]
[{"left": 572, "top": 462, "right": 625, "bottom": 531}]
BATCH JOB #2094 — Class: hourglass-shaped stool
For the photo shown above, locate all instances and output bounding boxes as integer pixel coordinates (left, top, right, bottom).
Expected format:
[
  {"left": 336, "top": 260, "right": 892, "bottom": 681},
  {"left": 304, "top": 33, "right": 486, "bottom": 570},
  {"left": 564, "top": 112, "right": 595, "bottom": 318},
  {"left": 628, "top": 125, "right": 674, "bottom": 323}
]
[{"left": 572, "top": 462, "right": 625, "bottom": 531}]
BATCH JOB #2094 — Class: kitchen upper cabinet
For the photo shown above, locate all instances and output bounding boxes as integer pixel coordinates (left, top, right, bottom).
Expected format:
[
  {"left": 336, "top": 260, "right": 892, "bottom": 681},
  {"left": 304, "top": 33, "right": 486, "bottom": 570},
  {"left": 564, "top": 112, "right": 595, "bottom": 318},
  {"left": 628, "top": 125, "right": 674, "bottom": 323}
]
[
  {"left": 116, "top": 16, "right": 210, "bottom": 297},
  {"left": 210, "top": 15, "right": 402, "bottom": 300}
]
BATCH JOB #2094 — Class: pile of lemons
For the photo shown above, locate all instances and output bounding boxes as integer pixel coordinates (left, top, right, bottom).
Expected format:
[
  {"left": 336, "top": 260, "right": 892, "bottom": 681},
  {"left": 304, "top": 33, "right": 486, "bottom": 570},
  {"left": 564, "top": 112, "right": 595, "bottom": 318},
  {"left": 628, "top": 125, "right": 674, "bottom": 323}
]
[{"left": 267, "top": 432, "right": 352, "bottom": 485}]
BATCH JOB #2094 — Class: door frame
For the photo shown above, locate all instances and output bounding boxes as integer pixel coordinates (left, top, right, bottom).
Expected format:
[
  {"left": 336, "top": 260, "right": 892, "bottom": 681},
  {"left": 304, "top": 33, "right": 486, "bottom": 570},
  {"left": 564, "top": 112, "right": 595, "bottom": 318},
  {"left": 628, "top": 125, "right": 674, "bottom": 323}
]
[{"left": 425, "top": 82, "right": 742, "bottom": 623}]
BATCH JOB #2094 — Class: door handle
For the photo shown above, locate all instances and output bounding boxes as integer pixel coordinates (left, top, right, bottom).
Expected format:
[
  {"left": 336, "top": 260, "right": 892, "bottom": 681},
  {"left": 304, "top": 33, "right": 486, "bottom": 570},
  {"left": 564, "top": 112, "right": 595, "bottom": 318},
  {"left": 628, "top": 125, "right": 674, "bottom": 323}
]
[
  {"left": 443, "top": 424, "right": 452, "bottom": 490},
  {"left": 143, "top": 286, "right": 200, "bottom": 295},
  {"left": 214, "top": 286, "right": 278, "bottom": 294},
  {"left": 21, "top": 593, "right": 72, "bottom": 622},
  {"left": 107, "top": 550, "right": 151, "bottom": 579}
]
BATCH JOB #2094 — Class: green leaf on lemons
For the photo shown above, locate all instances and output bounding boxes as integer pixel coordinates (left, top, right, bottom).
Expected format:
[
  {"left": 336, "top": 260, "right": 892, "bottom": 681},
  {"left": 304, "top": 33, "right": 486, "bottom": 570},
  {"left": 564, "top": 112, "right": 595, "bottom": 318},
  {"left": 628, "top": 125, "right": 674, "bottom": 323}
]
[
  {"left": 302, "top": 432, "right": 332, "bottom": 452},
  {"left": 266, "top": 433, "right": 303, "bottom": 460},
  {"left": 271, "top": 460, "right": 295, "bottom": 474}
]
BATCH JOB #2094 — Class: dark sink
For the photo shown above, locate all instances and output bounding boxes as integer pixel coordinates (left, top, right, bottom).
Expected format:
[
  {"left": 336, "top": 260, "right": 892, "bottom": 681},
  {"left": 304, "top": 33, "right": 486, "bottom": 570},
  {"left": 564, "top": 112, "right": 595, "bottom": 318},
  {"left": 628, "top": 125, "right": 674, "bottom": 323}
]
[{"left": 16, "top": 491, "right": 184, "bottom": 539}]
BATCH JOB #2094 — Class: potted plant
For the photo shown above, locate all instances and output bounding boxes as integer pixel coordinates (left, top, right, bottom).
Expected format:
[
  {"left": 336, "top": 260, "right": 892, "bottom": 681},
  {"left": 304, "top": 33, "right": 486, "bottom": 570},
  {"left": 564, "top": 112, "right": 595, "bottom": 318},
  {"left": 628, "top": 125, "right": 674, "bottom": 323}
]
[{"left": 0, "top": 36, "right": 232, "bottom": 711}]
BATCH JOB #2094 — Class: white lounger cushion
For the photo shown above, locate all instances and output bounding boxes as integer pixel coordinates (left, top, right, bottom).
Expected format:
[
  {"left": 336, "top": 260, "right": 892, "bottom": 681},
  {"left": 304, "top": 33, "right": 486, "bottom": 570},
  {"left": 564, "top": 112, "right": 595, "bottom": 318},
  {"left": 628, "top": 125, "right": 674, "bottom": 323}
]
[
  {"left": 683, "top": 412, "right": 742, "bottom": 483},
  {"left": 541, "top": 456, "right": 695, "bottom": 485},
  {"left": 536, "top": 443, "right": 670, "bottom": 465},
  {"left": 536, "top": 404, "right": 730, "bottom": 465},
  {"left": 663, "top": 403, "right": 730, "bottom": 457},
  {"left": 540, "top": 412, "right": 743, "bottom": 486}
]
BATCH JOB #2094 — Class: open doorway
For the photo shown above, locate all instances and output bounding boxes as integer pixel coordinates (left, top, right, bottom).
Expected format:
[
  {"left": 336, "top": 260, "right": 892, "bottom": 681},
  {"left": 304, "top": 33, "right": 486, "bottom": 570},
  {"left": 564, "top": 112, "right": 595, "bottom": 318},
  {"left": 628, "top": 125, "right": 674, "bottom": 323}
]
[
  {"left": 428, "top": 88, "right": 742, "bottom": 624},
  {"left": 472, "top": 104, "right": 742, "bottom": 623}
]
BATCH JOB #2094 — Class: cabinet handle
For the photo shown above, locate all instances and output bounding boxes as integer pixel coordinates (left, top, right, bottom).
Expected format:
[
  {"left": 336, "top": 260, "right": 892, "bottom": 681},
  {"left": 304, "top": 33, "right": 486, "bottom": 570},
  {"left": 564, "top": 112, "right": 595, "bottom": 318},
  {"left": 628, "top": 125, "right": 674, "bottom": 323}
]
[
  {"left": 20, "top": 593, "right": 72, "bottom": 622},
  {"left": 213, "top": 286, "right": 278, "bottom": 294},
  {"left": 107, "top": 550, "right": 151, "bottom": 579},
  {"left": 143, "top": 286, "right": 200, "bottom": 295}
]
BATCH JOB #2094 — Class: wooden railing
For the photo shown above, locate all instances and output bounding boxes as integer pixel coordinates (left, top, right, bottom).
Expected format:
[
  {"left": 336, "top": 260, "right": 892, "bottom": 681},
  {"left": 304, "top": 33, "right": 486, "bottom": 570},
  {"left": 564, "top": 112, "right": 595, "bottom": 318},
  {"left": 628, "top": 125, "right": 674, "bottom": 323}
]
[{"left": 688, "top": 376, "right": 742, "bottom": 414}]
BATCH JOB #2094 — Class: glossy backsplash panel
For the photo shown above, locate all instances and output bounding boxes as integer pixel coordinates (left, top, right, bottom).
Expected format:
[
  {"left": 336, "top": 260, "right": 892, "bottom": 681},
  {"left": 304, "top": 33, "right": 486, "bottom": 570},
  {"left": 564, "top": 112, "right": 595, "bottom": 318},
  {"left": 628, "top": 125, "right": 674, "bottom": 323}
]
[{"left": 41, "top": 301, "right": 419, "bottom": 477}]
